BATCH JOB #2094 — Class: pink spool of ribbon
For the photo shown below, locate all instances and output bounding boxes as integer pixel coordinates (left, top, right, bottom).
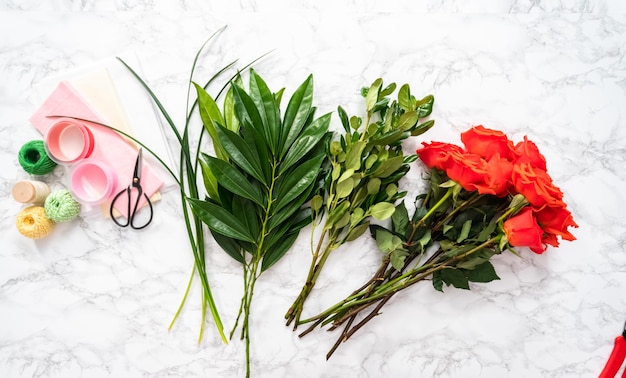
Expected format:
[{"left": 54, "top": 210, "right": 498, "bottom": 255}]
[
  {"left": 69, "top": 159, "right": 117, "bottom": 205},
  {"left": 29, "top": 81, "right": 164, "bottom": 218},
  {"left": 44, "top": 118, "right": 95, "bottom": 164}
]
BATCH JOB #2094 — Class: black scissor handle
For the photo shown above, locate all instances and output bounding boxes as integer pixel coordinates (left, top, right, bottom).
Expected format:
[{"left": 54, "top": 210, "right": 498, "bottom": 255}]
[
  {"left": 131, "top": 190, "right": 153, "bottom": 230},
  {"left": 109, "top": 184, "right": 153, "bottom": 229}
]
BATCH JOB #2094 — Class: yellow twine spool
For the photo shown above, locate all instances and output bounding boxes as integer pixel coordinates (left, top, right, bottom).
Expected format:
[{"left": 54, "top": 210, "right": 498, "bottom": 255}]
[{"left": 16, "top": 205, "right": 55, "bottom": 239}]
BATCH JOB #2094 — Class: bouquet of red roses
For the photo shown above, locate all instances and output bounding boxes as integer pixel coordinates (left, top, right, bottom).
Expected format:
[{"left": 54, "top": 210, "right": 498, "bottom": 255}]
[{"left": 298, "top": 125, "right": 577, "bottom": 359}]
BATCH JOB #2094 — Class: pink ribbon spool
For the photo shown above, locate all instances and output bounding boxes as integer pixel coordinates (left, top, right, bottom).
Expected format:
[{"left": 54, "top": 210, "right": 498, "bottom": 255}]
[
  {"left": 70, "top": 159, "right": 117, "bottom": 205},
  {"left": 44, "top": 118, "right": 95, "bottom": 164}
]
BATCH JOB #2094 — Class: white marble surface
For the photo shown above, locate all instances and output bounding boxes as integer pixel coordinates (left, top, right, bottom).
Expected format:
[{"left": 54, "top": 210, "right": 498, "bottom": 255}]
[{"left": 1, "top": 2, "right": 626, "bottom": 377}]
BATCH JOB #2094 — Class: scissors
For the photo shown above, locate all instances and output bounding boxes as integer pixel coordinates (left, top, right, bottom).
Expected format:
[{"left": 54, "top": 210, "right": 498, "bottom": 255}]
[
  {"left": 599, "top": 319, "right": 626, "bottom": 378},
  {"left": 109, "top": 148, "right": 153, "bottom": 229}
]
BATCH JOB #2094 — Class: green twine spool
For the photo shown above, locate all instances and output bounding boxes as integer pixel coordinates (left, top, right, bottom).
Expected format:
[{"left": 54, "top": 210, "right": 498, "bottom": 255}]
[
  {"left": 18, "top": 140, "right": 57, "bottom": 175},
  {"left": 44, "top": 189, "right": 81, "bottom": 222}
]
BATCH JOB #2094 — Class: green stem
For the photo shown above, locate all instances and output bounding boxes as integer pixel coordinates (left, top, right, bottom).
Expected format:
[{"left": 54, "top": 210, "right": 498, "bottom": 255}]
[
  {"left": 301, "top": 236, "right": 500, "bottom": 328},
  {"left": 169, "top": 264, "right": 196, "bottom": 330},
  {"left": 417, "top": 187, "right": 453, "bottom": 228},
  {"left": 285, "top": 229, "right": 337, "bottom": 328},
  {"left": 432, "top": 191, "right": 481, "bottom": 231},
  {"left": 347, "top": 237, "right": 502, "bottom": 321},
  {"left": 242, "top": 259, "right": 260, "bottom": 378},
  {"left": 231, "top": 161, "right": 278, "bottom": 377}
]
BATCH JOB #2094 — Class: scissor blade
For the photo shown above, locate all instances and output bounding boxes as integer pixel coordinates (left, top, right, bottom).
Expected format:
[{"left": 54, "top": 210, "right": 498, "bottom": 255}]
[{"left": 133, "top": 148, "right": 143, "bottom": 181}]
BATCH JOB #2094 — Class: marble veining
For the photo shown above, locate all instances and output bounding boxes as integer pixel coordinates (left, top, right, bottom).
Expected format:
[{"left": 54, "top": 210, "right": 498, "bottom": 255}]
[{"left": 1, "top": 2, "right": 626, "bottom": 377}]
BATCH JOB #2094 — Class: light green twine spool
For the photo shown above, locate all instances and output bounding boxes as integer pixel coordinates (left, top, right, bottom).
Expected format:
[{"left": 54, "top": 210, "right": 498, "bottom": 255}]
[
  {"left": 44, "top": 189, "right": 81, "bottom": 222},
  {"left": 18, "top": 140, "right": 57, "bottom": 175}
]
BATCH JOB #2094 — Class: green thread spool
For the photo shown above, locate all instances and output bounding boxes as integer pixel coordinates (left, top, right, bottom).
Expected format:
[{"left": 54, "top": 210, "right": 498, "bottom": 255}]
[
  {"left": 18, "top": 140, "right": 57, "bottom": 175},
  {"left": 44, "top": 189, "right": 81, "bottom": 222}
]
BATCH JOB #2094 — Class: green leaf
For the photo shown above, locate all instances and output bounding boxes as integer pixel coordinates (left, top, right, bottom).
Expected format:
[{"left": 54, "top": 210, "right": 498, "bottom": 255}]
[
  {"left": 281, "top": 75, "right": 314, "bottom": 157},
  {"left": 391, "top": 201, "right": 409, "bottom": 236},
  {"left": 210, "top": 229, "right": 244, "bottom": 264},
  {"left": 337, "top": 106, "right": 351, "bottom": 133},
  {"left": 274, "top": 154, "right": 324, "bottom": 212},
  {"left": 368, "top": 129, "right": 407, "bottom": 146},
  {"left": 240, "top": 124, "right": 271, "bottom": 184},
  {"left": 440, "top": 268, "right": 470, "bottom": 290},
  {"left": 467, "top": 261, "right": 500, "bottom": 283},
  {"left": 385, "top": 183, "right": 398, "bottom": 199},
  {"left": 311, "top": 194, "right": 323, "bottom": 212},
  {"left": 261, "top": 232, "right": 298, "bottom": 272},
  {"left": 334, "top": 211, "right": 351, "bottom": 229},
  {"left": 194, "top": 82, "right": 228, "bottom": 161},
  {"left": 287, "top": 207, "right": 315, "bottom": 233},
  {"left": 280, "top": 113, "right": 331, "bottom": 175},
  {"left": 390, "top": 249, "right": 409, "bottom": 271},
  {"left": 416, "top": 94, "right": 434, "bottom": 118},
  {"left": 249, "top": 70, "right": 280, "bottom": 153},
  {"left": 345, "top": 140, "right": 366, "bottom": 171},
  {"left": 231, "top": 83, "right": 265, "bottom": 141},
  {"left": 432, "top": 270, "right": 444, "bottom": 292},
  {"left": 188, "top": 198, "right": 256, "bottom": 243},
  {"left": 215, "top": 125, "right": 266, "bottom": 185},
  {"left": 350, "top": 116, "right": 362, "bottom": 130},
  {"left": 350, "top": 208, "right": 365, "bottom": 226},
  {"left": 456, "top": 219, "right": 472, "bottom": 243},
  {"left": 326, "top": 200, "right": 351, "bottom": 229},
  {"left": 366, "top": 178, "right": 381, "bottom": 194},
  {"left": 366, "top": 78, "right": 382, "bottom": 112},
  {"left": 338, "top": 169, "right": 355, "bottom": 183},
  {"left": 456, "top": 248, "right": 496, "bottom": 270},
  {"left": 203, "top": 154, "right": 265, "bottom": 207},
  {"left": 267, "top": 183, "right": 314, "bottom": 232},
  {"left": 264, "top": 209, "right": 312, "bottom": 260},
  {"left": 398, "top": 84, "right": 412, "bottom": 111},
  {"left": 403, "top": 154, "right": 419, "bottom": 164},
  {"left": 336, "top": 178, "right": 354, "bottom": 199},
  {"left": 365, "top": 154, "right": 378, "bottom": 170},
  {"left": 477, "top": 221, "right": 497, "bottom": 242},
  {"left": 194, "top": 83, "right": 225, "bottom": 125},
  {"left": 418, "top": 229, "right": 432, "bottom": 247},
  {"left": 379, "top": 82, "right": 397, "bottom": 97},
  {"left": 223, "top": 82, "right": 240, "bottom": 132},
  {"left": 411, "top": 119, "right": 435, "bottom": 137},
  {"left": 372, "top": 156, "right": 405, "bottom": 178},
  {"left": 375, "top": 228, "right": 395, "bottom": 253},
  {"left": 199, "top": 158, "right": 220, "bottom": 202},
  {"left": 232, "top": 196, "right": 260, "bottom": 242},
  {"left": 370, "top": 202, "right": 396, "bottom": 221},
  {"left": 397, "top": 111, "right": 419, "bottom": 131},
  {"left": 346, "top": 222, "right": 369, "bottom": 242}
]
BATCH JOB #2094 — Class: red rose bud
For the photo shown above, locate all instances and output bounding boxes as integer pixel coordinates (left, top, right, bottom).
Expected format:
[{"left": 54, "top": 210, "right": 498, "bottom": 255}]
[
  {"left": 416, "top": 141, "right": 464, "bottom": 170},
  {"left": 461, "top": 125, "right": 516, "bottom": 161},
  {"left": 515, "top": 136, "right": 547, "bottom": 171},
  {"left": 534, "top": 205, "right": 578, "bottom": 243},
  {"left": 503, "top": 207, "right": 545, "bottom": 254}
]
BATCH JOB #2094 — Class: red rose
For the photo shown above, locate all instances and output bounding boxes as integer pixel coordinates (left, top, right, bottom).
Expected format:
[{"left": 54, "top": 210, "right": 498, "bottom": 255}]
[
  {"left": 503, "top": 207, "right": 545, "bottom": 254},
  {"left": 511, "top": 163, "right": 565, "bottom": 209},
  {"left": 417, "top": 142, "right": 464, "bottom": 171},
  {"left": 534, "top": 205, "right": 578, "bottom": 246},
  {"left": 441, "top": 151, "right": 488, "bottom": 192},
  {"left": 482, "top": 154, "right": 513, "bottom": 197},
  {"left": 461, "top": 125, "right": 516, "bottom": 161},
  {"left": 515, "top": 136, "right": 547, "bottom": 170}
]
